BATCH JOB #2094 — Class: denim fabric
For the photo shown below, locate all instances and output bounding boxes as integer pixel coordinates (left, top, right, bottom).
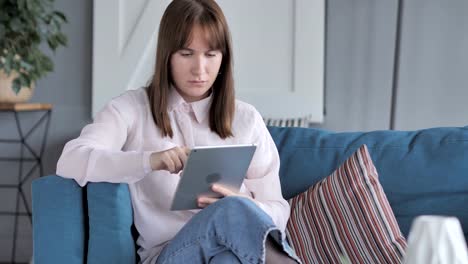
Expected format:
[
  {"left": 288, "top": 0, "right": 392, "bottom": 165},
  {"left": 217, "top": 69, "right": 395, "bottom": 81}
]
[
  {"left": 209, "top": 250, "right": 242, "bottom": 263},
  {"left": 155, "top": 196, "right": 300, "bottom": 264}
]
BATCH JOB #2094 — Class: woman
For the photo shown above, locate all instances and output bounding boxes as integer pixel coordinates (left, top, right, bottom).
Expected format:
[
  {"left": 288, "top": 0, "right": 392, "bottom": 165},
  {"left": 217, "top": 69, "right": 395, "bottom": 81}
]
[{"left": 57, "top": 0, "right": 300, "bottom": 263}]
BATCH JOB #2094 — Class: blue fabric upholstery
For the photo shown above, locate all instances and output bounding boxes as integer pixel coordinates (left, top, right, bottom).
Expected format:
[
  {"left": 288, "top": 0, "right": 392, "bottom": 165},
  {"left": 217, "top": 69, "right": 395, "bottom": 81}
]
[
  {"left": 86, "top": 183, "right": 137, "bottom": 264},
  {"left": 267, "top": 126, "right": 468, "bottom": 240},
  {"left": 32, "top": 126, "right": 468, "bottom": 263},
  {"left": 32, "top": 175, "right": 85, "bottom": 264}
]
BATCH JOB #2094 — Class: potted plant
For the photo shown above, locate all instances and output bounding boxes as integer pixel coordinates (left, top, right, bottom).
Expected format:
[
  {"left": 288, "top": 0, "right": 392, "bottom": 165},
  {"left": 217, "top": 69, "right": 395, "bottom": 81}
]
[{"left": 0, "top": 0, "right": 68, "bottom": 103}]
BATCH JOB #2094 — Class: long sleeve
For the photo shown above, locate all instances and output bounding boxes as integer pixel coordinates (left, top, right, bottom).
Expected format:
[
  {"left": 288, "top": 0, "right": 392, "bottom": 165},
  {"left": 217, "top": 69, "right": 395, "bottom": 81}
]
[
  {"left": 56, "top": 93, "right": 152, "bottom": 187},
  {"left": 244, "top": 110, "right": 290, "bottom": 233}
]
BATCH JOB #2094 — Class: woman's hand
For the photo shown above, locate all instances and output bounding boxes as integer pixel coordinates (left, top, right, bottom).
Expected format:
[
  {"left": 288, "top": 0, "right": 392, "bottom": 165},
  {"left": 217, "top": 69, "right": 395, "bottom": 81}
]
[
  {"left": 150, "top": 146, "right": 190, "bottom": 174},
  {"left": 197, "top": 184, "right": 254, "bottom": 208}
]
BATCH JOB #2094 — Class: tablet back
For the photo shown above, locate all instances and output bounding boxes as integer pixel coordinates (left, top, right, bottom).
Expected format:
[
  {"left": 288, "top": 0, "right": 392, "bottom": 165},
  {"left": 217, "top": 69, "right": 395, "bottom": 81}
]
[{"left": 171, "top": 144, "right": 256, "bottom": 211}]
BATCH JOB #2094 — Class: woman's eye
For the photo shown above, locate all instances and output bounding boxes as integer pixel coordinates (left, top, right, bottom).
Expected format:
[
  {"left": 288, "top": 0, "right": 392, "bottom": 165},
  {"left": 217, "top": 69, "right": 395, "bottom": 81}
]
[
  {"left": 180, "top": 53, "right": 192, "bottom": 57},
  {"left": 206, "top": 53, "right": 217, "bottom": 57}
]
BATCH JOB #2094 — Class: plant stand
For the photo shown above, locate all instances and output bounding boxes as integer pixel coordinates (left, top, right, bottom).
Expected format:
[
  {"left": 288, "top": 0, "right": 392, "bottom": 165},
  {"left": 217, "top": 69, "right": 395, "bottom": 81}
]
[{"left": 0, "top": 103, "right": 52, "bottom": 263}]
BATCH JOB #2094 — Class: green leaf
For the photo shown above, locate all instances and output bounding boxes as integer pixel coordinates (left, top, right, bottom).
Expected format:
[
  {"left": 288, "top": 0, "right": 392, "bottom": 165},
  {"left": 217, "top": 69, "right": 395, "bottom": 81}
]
[
  {"left": 11, "top": 59, "right": 20, "bottom": 71},
  {"left": 30, "top": 31, "right": 41, "bottom": 43},
  {"left": 53, "top": 11, "right": 67, "bottom": 23},
  {"left": 43, "top": 13, "right": 52, "bottom": 25},
  {"left": 0, "top": 12, "right": 9, "bottom": 22},
  {"left": 46, "top": 35, "right": 58, "bottom": 50},
  {"left": 56, "top": 32, "right": 67, "bottom": 46},
  {"left": 18, "top": 73, "right": 31, "bottom": 87},
  {"left": 17, "top": 0, "right": 26, "bottom": 10},
  {"left": 3, "top": 58, "right": 11, "bottom": 73},
  {"left": 26, "top": 0, "right": 39, "bottom": 13},
  {"left": 12, "top": 78, "right": 21, "bottom": 94},
  {"left": 51, "top": 18, "right": 60, "bottom": 33},
  {"left": 42, "top": 56, "right": 53, "bottom": 72},
  {"left": 19, "top": 74, "right": 27, "bottom": 86},
  {"left": 24, "top": 0, "right": 31, "bottom": 10},
  {"left": 25, "top": 75, "right": 31, "bottom": 87},
  {"left": 0, "top": 24, "right": 5, "bottom": 39},
  {"left": 20, "top": 61, "right": 33, "bottom": 71},
  {"left": 10, "top": 18, "right": 23, "bottom": 32}
]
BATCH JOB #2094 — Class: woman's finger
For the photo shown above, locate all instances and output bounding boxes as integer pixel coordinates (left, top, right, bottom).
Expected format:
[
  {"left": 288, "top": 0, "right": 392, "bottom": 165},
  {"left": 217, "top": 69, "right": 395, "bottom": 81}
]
[
  {"left": 211, "top": 184, "right": 235, "bottom": 196},
  {"left": 175, "top": 147, "right": 188, "bottom": 168},
  {"left": 197, "top": 196, "right": 219, "bottom": 205},
  {"left": 183, "top": 147, "right": 191, "bottom": 155},
  {"left": 198, "top": 202, "right": 209, "bottom": 208},
  {"left": 163, "top": 154, "right": 175, "bottom": 173},
  {"left": 169, "top": 151, "right": 182, "bottom": 172}
]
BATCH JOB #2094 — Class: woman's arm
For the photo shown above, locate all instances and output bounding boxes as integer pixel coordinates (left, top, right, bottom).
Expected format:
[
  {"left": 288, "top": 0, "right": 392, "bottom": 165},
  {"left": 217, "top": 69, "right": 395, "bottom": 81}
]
[
  {"left": 242, "top": 110, "right": 290, "bottom": 232},
  {"left": 56, "top": 92, "right": 152, "bottom": 186}
]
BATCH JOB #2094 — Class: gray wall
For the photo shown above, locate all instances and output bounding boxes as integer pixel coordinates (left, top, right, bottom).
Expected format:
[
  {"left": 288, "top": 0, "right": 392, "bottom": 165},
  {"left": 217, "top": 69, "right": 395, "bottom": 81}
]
[
  {"left": 395, "top": 0, "right": 468, "bottom": 129},
  {"left": 1, "top": 0, "right": 467, "bottom": 261},
  {"left": 0, "top": 0, "right": 92, "bottom": 262},
  {"left": 319, "top": 0, "right": 468, "bottom": 131},
  {"left": 318, "top": 0, "right": 398, "bottom": 131}
]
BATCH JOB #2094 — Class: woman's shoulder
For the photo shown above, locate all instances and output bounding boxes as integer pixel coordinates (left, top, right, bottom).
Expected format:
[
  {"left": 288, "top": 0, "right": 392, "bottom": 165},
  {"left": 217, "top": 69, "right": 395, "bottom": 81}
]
[
  {"left": 110, "top": 87, "right": 148, "bottom": 106},
  {"left": 95, "top": 87, "right": 149, "bottom": 124},
  {"left": 234, "top": 99, "right": 263, "bottom": 123}
]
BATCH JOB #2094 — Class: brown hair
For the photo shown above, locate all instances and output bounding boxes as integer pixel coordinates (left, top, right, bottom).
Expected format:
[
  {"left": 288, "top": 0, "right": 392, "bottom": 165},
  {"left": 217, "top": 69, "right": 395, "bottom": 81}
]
[{"left": 147, "top": 0, "right": 235, "bottom": 139}]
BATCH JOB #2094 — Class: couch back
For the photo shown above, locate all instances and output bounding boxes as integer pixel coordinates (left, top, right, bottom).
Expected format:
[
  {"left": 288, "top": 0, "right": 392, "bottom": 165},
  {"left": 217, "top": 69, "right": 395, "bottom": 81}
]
[
  {"left": 32, "top": 126, "right": 468, "bottom": 264},
  {"left": 268, "top": 126, "right": 468, "bottom": 240}
]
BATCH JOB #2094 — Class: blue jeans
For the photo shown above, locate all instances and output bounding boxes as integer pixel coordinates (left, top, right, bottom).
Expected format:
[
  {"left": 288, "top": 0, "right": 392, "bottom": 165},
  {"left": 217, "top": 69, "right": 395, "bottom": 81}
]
[{"left": 155, "top": 196, "right": 300, "bottom": 264}]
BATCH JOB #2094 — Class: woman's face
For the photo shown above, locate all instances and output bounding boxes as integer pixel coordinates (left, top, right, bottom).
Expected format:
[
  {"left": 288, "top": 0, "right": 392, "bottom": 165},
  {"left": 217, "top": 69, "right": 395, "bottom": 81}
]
[{"left": 170, "top": 25, "right": 223, "bottom": 102}]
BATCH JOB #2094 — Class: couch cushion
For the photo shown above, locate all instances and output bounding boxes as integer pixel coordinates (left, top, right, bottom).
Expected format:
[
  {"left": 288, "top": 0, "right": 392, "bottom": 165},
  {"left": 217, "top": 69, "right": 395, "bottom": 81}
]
[
  {"left": 267, "top": 126, "right": 468, "bottom": 242},
  {"left": 287, "top": 145, "right": 407, "bottom": 263},
  {"left": 32, "top": 175, "right": 85, "bottom": 264},
  {"left": 86, "top": 183, "right": 137, "bottom": 264}
]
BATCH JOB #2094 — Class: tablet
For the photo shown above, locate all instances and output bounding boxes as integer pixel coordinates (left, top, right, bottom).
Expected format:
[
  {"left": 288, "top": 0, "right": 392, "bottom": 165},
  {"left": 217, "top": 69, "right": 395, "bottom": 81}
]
[{"left": 170, "top": 144, "right": 257, "bottom": 211}]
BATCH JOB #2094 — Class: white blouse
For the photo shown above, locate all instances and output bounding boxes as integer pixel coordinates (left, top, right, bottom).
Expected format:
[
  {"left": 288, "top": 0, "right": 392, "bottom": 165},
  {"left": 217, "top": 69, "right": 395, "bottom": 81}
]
[{"left": 56, "top": 87, "right": 290, "bottom": 263}]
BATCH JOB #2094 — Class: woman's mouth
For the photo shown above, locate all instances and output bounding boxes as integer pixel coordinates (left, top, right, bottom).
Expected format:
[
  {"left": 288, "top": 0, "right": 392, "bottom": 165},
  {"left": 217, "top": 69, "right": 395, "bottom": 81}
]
[{"left": 188, "top": 80, "right": 207, "bottom": 86}]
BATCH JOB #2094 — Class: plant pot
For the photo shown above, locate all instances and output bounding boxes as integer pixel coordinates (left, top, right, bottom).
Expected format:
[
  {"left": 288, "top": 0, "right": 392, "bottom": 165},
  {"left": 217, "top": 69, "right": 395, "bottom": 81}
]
[{"left": 0, "top": 70, "right": 35, "bottom": 103}]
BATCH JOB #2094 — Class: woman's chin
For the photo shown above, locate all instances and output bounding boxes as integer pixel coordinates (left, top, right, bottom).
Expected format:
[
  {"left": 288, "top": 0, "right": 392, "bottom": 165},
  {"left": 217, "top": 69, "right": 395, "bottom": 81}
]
[
  {"left": 189, "top": 88, "right": 210, "bottom": 96},
  {"left": 184, "top": 91, "right": 211, "bottom": 102}
]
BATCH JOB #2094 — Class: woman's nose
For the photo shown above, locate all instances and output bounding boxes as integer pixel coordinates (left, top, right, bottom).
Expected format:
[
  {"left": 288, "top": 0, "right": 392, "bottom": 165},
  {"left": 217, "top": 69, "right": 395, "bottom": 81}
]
[{"left": 191, "top": 56, "right": 206, "bottom": 75}]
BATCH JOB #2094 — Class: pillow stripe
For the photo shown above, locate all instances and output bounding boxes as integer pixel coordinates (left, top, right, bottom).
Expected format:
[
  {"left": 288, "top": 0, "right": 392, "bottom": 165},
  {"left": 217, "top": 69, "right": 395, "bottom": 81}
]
[
  {"left": 357, "top": 150, "right": 403, "bottom": 262},
  {"left": 316, "top": 192, "right": 342, "bottom": 262},
  {"left": 287, "top": 145, "right": 407, "bottom": 264},
  {"left": 329, "top": 174, "right": 369, "bottom": 262},
  {"left": 334, "top": 162, "right": 380, "bottom": 262},
  {"left": 330, "top": 175, "right": 360, "bottom": 261},
  {"left": 348, "top": 158, "right": 388, "bottom": 262},
  {"left": 346, "top": 149, "right": 399, "bottom": 262},
  {"left": 338, "top": 163, "right": 374, "bottom": 262}
]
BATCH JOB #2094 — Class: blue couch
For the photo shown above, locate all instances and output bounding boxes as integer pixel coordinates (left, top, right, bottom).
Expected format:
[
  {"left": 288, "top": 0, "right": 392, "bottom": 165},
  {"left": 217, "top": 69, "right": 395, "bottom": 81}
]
[{"left": 32, "top": 126, "right": 468, "bottom": 264}]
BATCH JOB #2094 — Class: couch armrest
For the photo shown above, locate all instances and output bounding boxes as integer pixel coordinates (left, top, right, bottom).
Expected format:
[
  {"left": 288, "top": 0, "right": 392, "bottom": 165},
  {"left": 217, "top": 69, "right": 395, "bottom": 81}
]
[
  {"left": 32, "top": 175, "right": 86, "bottom": 264},
  {"left": 87, "top": 182, "right": 137, "bottom": 264}
]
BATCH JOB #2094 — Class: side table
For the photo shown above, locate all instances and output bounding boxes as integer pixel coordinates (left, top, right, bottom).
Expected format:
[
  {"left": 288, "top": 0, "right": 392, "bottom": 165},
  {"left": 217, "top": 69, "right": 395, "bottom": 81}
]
[{"left": 0, "top": 103, "right": 52, "bottom": 264}]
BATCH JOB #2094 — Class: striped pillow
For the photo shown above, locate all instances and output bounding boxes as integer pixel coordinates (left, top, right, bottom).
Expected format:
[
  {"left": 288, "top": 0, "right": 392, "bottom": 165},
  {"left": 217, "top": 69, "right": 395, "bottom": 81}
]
[{"left": 286, "top": 144, "right": 407, "bottom": 264}]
